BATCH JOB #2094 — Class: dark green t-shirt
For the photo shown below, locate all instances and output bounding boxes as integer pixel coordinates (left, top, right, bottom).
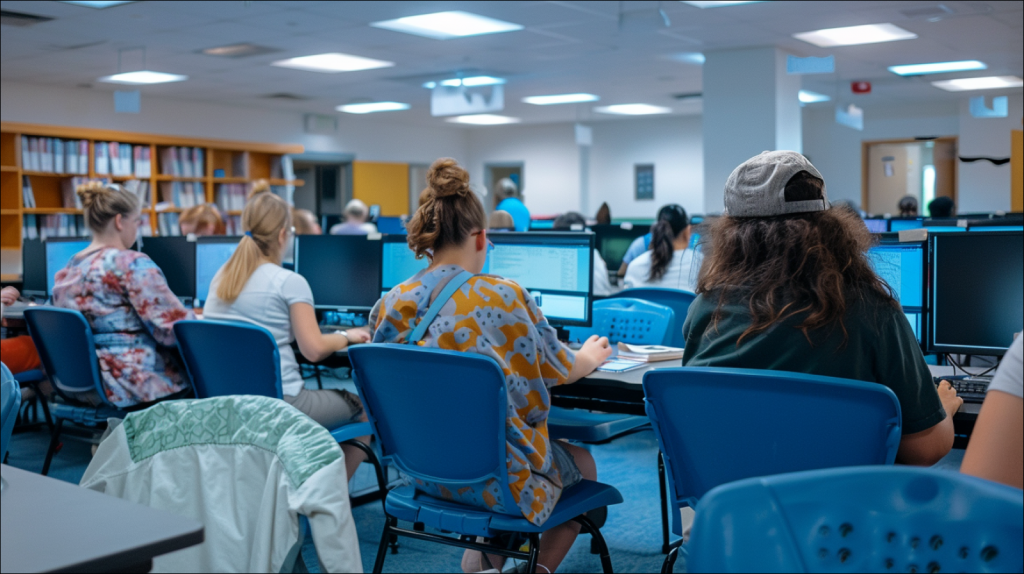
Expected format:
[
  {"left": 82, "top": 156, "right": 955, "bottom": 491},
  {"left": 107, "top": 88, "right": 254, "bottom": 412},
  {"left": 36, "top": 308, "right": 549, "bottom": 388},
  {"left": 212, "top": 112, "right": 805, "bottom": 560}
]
[{"left": 682, "top": 290, "right": 945, "bottom": 435}]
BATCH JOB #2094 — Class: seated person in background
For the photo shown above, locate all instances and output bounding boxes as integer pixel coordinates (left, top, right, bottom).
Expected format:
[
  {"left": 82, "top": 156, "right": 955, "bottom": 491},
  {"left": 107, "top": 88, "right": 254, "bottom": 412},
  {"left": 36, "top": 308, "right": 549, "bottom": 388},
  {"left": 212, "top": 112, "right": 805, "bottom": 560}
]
[
  {"left": 683, "top": 151, "right": 960, "bottom": 466},
  {"left": 624, "top": 204, "right": 697, "bottom": 292},
  {"left": 616, "top": 204, "right": 687, "bottom": 277},
  {"left": 898, "top": 195, "right": 919, "bottom": 217},
  {"left": 370, "top": 158, "right": 613, "bottom": 574},
  {"left": 293, "top": 208, "right": 322, "bottom": 235},
  {"left": 179, "top": 204, "right": 226, "bottom": 236},
  {"left": 553, "top": 211, "right": 613, "bottom": 297},
  {"left": 929, "top": 196, "right": 955, "bottom": 218},
  {"left": 52, "top": 182, "right": 193, "bottom": 407},
  {"left": 495, "top": 177, "right": 531, "bottom": 232},
  {"left": 1, "top": 286, "right": 42, "bottom": 375},
  {"left": 329, "top": 199, "right": 378, "bottom": 235},
  {"left": 203, "top": 189, "right": 371, "bottom": 479},
  {"left": 487, "top": 209, "right": 515, "bottom": 231},
  {"left": 962, "top": 335, "right": 1023, "bottom": 489},
  {"left": 595, "top": 202, "right": 612, "bottom": 225}
]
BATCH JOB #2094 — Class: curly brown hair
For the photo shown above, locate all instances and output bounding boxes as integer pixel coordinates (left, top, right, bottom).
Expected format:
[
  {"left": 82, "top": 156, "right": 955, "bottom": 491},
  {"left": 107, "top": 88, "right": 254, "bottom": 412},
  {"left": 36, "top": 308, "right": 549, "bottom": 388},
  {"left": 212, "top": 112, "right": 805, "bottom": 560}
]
[
  {"left": 406, "top": 158, "right": 486, "bottom": 260},
  {"left": 696, "top": 206, "right": 898, "bottom": 345}
]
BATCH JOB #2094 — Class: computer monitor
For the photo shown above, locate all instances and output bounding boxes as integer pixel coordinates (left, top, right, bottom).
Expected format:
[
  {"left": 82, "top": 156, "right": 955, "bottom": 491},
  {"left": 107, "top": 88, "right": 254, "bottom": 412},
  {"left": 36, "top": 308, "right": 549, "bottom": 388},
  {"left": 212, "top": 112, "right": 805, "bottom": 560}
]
[
  {"left": 529, "top": 220, "right": 555, "bottom": 231},
  {"left": 294, "top": 235, "right": 382, "bottom": 311},
  {"left": 889, "top": 218, "right": 924, "bottom": 232},
  {"left": 591, "top": 224, "right": 651, "bottom": 271},
  {"left": 923, "top": 219, "right": 966, "bottom": 232},
  {"left": 929, "top": 231, "right": 1024, "bottom": 356},
  {"left": 968, "top": 218, "right": 1024, "bottom": 232},
  {"left": 376, "top": 216, "right": 406, "bottom": 235},
  {"left": 195, "top": 236, "right": 241, "bottom": 307},
  {"left": 142, "top": 237, "right": 196, "bottom": 302},
  {"left": 21, "top": 239, "right": 46, "bottom": 298},
  {"left": 863, "top": 218, "right": 889, "bottom": 233},
  {"left": 867, "top": 234, "right": 927, "bottom": 344},
  {"left": 45, "top": 238, "right": 91, "bottom": 297},
  {"left": 487, "top": 232, "right": 593, "bottom": 327},
  {"left": 380, "top": 235, "right": 429, "bottom": 295}
]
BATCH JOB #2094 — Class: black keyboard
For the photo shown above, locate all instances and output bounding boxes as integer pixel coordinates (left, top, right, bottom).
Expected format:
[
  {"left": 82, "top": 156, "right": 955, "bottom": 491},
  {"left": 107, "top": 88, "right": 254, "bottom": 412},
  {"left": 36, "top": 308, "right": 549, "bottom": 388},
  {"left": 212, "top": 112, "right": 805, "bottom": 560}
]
[{"left": 933, "top": 377, "right": 990, "bottom": 404}]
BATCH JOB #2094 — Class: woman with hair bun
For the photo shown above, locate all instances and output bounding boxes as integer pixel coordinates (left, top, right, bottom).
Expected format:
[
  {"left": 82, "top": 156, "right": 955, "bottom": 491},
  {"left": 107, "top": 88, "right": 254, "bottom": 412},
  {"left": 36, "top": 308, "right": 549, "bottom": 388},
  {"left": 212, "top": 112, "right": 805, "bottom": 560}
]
[
  {"left": 369, "top": 158, "right": 613, "bottom": 574},
  {"left": 623, "top": 204, "right": 696, "bottom": 290},
  {"left": 52, "top": 181, "right": 193, "bottom": 407}
]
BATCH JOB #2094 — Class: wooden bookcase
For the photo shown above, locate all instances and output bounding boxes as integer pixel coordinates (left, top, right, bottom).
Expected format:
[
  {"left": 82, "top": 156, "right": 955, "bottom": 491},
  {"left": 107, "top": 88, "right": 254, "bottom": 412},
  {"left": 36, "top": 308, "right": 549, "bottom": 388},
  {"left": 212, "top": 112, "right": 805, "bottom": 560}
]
[{"left": 0, "top": 123, "right": 304, "bottom": 267}]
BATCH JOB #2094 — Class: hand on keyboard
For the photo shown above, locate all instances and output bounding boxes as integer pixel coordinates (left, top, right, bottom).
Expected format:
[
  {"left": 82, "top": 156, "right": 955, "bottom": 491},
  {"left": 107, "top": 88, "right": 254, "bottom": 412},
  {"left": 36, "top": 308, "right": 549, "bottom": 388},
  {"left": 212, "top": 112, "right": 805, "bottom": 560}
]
[{"left": 936, "top": 379, "right": 964, "bottom": 414}]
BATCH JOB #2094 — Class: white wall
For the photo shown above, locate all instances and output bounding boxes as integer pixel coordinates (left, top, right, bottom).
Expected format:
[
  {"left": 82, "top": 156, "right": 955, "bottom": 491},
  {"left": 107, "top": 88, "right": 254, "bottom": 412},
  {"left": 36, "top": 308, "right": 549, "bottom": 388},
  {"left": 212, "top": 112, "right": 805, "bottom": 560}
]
[{"left": 957, "top": 94, "right": 1024, "bottom": 214}]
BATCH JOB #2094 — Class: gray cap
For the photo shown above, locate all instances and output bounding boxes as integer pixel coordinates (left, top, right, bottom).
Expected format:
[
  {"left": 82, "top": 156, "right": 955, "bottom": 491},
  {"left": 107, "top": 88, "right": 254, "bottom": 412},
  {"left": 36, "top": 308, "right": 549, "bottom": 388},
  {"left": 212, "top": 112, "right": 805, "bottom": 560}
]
[{"left": 724, "top": 151, "right": 829, "bottom": 218}]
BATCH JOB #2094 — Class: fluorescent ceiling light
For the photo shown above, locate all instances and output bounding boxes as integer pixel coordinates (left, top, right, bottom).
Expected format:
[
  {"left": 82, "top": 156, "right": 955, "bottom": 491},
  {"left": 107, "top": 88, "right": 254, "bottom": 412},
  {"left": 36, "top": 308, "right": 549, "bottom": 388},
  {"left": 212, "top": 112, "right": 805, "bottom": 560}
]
[
  {"left": 424, "top": 76, "right": 506, "bottom": 89},
  {"left": 271, "top": 53, "right": 394, "bottom": 73},
  {"left": 680, "top": 1, "right": 763, "bottom": 7},
  {"left": 447, "top": 114, "right": 521, "bottom": 125},
  {"left": 201, "top": 43, "right": 281, "bottom": 58},
  {"left": 337, "top": 102, "right": 410, "bottom": 114},
  {"left": 61, "top": 1, "right": 134, "bottom": 7},
  {"left": 97, "top": 71, "right": 187, "bottom": 85},
  {"left": 794, "top": 23, "right": 917, "bottom": 47},
  {"left": 669, "top": 52, "right": 706, "bottom": 65},
  {"left": 798, "top": 90, "right": 831, "bottom": 103},
  {"left": 523, "top": 93, "right": 600, "bottom": 105},
  {"left": 889, "top": 60, "right": 987, "bottom": 76},
  {"left": 371, "top": 11, "right": 523, "bottom": 40},
  {"left": 595, "top": 104, "right": 672, "bottom": 115},
  {"left": 931, "top": 76, "right": 1024, "bottom": 92}
]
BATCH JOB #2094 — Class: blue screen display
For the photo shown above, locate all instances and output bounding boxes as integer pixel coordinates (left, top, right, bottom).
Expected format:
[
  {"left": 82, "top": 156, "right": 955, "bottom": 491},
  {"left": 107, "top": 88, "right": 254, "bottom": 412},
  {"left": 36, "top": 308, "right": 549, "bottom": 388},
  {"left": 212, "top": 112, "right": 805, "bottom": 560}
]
[
  {"left": 867, "top": 243, "right": 925, "bottom": 309},
  {"left": 381, "top": 241, "right": 429, "bottom": 292},
  {"left": 196, "top": 240, "right": 239, "bottom": 304},
  {"left": 46, "top": 240, "right": 90, "bottom": 295},
  {"left": 484, "top": 238, "right": 592, "bottom": 323},
  {"left": 889, "top": 219, "right": 924, "bottom": 232},
  {"left": 863, "top": 219, "right": 888, "bottom": 233}
]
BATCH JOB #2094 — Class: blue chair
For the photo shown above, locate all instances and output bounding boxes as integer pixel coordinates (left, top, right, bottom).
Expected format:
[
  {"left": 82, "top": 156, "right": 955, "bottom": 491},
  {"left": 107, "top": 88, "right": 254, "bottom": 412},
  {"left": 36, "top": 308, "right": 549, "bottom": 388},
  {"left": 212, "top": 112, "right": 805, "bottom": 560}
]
[
  {"left": 687, "top": 466, "right": 1023, "bottom": 573},
  {"left": 349, "top": 344, "right": 624, "bottom": 574},
  {"left": 643, "top": 368, "right": 902, "bottom": 572},
  {"left": 13, "top": 369, "right": 53, "bottom": 429},
  {"left": 23, "top": 308, "right": 130, "bottom": 476},
  {"left": 173, "top": 320, "right": 389, "bottom": 504},
  {"left": 1, "top": 363, "right": 21, "bottom": 463},
  {"left": 609, "top": 288, "right": 697, "bottom": 348}
]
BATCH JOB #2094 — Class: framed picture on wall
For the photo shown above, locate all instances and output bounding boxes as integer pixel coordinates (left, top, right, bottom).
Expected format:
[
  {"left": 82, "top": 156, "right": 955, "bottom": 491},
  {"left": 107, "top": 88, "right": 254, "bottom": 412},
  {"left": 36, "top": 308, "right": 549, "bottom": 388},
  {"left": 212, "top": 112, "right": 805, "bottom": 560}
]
[{"left": 635, "top": 164, "right": 654, "bottom": 201}]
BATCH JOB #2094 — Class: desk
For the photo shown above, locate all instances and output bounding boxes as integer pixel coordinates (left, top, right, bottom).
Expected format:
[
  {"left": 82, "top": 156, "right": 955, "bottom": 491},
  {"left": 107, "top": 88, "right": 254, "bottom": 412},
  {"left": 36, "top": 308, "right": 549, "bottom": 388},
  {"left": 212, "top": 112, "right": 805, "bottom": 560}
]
[{"left": 0, "top": 465, "right": 204, "bottom": 573}]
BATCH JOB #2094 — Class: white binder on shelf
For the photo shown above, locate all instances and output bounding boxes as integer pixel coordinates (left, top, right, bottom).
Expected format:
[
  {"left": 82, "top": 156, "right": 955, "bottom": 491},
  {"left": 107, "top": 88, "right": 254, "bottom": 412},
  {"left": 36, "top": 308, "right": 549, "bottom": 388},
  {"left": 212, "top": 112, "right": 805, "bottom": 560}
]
[
  {"left": 95, "top": 143, "right": 110, "bottom": 174},
  {"left": 20, "top": 136, "right": 30, "bottom": 171}
]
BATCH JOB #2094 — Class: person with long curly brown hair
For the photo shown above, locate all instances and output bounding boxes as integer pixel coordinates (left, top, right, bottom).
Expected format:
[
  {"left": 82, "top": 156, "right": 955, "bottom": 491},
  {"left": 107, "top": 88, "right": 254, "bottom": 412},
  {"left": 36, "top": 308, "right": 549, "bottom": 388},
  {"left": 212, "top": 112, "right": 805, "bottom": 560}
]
[{"left": 683, "top": 151, "right": 961, "bottom": 466}]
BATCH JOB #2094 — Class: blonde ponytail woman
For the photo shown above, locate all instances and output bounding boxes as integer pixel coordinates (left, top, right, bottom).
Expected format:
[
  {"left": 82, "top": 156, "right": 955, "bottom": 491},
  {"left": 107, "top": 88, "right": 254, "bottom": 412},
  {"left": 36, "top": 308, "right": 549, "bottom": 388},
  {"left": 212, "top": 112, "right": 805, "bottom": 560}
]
[
  {"left": 203, "top": 188, "right": 371, "bottom": 478},
  {"left": 52, "top": 181, "right": 193, "bottom": 407}
]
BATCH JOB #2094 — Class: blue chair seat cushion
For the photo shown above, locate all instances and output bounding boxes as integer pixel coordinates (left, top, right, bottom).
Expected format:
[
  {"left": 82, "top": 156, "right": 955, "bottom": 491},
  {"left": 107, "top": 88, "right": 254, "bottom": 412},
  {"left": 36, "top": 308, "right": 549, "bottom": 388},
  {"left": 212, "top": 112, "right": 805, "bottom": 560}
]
[
  {"left": 547, "top": 407, "right": 650, "bottom": 443},
  {"left": 385, "top": 480, "right": 624, "bottom": 538},
  {"left": 329, "top": 421, "right": 373, "bottom": 444}
]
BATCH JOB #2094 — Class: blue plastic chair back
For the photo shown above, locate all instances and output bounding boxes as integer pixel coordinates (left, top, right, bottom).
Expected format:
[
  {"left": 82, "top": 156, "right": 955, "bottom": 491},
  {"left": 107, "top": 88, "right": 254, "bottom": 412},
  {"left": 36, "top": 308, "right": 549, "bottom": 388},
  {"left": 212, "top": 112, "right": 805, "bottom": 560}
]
[
  {"left": 349, "top": 344, "right": 516, "bottom": 503},
  {"left": 688, "top": 466, "right": 1024, "bottom": 574},
  {"left": 609, "top": 288, "right": 696, "bottom": 347},
  {"left": 1, "top": 363, "right": 21, "bottom": 462},
  {"left": 643, "top": 368, "right": 902, "bottom": 515},
  {"left": 23, "top": 307, "right": 112, "bottom": 405},
  {"left": 174, "top": 320, "right": 283, "bottom": 399},
  {"left": 567, "top": 298, "right": 675, "bottom": 346}
]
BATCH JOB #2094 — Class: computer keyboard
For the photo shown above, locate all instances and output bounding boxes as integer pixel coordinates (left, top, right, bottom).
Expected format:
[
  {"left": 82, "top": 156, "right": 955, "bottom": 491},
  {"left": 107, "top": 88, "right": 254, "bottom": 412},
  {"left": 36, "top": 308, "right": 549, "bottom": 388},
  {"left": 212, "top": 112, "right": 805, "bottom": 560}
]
[{"left": 933, "top": 377, "right": 990, "bottom": 404}]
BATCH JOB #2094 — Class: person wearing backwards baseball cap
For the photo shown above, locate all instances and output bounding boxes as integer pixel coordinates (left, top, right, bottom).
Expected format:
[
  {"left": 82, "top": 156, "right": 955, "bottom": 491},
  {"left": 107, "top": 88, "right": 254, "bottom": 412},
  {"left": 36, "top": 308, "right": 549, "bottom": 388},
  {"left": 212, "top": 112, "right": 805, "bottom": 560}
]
[{"left": 683, "top": 151, "right": 961, "bottom": 466}]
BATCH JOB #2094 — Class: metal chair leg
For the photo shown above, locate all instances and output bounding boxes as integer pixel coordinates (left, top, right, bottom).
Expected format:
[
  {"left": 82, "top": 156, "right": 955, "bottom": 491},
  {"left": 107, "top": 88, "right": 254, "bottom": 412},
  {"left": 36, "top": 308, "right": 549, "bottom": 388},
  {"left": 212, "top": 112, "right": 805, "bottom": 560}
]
[
  {"left": 315, "top": 367, "right": 324, "bottom": 390},
  {"left": 373, "top": 517, "right": 396, "bottom": 574},
  {"left": 41, "top": 419, "right": 64, "bottom": 476},
  {"left": 526, "top": 533, "right": 541, "bottom": 574},
  {"left": 575, "top": 513, "right": 615, "bottom": 574},
  {"left": 662, "top": 545, "right": 680, "bottom": 574},
  {"left": 344, "top": 439, "right": 399, "bottom": 554},
  {"left": 659, "top": 451, "right": 671, "bottom": 554}
]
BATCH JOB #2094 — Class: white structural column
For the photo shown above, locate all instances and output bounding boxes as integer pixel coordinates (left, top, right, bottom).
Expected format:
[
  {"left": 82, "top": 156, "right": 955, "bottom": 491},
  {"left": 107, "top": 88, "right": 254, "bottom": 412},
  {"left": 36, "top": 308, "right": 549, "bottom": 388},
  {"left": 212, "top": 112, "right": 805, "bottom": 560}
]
[{"left": 702, "top": 47, "right": 802, "bottom": 213}]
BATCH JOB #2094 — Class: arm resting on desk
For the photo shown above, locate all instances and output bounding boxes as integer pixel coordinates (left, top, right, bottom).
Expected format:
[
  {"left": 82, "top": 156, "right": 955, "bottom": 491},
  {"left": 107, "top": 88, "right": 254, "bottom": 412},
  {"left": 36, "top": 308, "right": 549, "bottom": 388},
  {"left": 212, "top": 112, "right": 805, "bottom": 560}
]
[
  {"left": 291, "top": 302, "right": 349, "bottom": 363},
  {"left": 961, "top": 390, "right": 1024, "bottom": 489}
]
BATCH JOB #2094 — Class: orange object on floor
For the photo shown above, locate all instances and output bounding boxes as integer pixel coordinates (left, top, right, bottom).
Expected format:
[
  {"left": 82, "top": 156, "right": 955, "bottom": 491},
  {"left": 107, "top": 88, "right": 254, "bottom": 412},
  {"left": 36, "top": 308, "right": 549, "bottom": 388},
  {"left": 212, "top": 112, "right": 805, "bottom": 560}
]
[{"left": 1, "top": 335, "right": 42, "bottom": 375}]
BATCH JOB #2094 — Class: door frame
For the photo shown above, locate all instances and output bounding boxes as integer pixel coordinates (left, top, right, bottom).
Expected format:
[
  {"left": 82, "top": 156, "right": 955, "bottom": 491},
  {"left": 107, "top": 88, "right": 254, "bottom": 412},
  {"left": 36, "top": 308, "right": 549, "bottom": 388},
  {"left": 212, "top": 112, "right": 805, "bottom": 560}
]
[
  {"left": 861, "top": 137, "right": 958, "bottom": 214},
  {"left": 484, "top": 162, "right": 525, "bottom": 211}
]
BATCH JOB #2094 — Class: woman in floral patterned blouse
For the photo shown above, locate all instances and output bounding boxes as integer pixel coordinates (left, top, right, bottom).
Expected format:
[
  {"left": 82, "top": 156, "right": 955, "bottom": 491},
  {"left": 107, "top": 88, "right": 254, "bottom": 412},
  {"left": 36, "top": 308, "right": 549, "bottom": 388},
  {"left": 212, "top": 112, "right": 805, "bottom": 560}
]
[
  {"left": 371, "top": 158, "right": 613, "bottom": 574},
  {"left": 52, "top": 182, "right": 193, "bottom": 408}
]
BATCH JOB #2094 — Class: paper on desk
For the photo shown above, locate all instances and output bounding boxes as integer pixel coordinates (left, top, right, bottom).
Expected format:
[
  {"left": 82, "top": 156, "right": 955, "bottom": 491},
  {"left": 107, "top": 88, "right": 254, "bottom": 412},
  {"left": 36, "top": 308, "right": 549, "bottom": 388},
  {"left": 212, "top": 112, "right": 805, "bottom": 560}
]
[{"left": 596, "top": 358, "right": 647, "bottom": 373}]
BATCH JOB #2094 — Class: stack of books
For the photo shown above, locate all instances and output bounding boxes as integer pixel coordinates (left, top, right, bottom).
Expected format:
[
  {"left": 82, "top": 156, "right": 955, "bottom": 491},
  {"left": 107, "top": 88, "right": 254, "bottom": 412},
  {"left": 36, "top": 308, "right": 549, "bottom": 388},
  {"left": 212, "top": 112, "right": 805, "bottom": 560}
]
[
  {"left": 159, "top": 147, "right": 205, "bottom": 177},
  {"left": 159, "top": 181, "right": 203, "bottom": 208},
  {"left": 20, "top": 136, "right": 89, "bottom": 174},
  {"left": 215, "top": 183, "right": 247, "bottom": 212}
]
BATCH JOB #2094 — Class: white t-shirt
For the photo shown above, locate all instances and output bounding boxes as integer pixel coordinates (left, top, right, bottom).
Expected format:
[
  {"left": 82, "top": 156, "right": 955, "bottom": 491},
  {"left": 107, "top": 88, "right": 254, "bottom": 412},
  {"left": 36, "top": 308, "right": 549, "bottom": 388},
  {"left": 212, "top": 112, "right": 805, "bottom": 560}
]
[
  {"left": 989, "top": 336, "right": 1023, "bottom": 399},
  {"left": 593, "top": 250, "right": 613, "bottom": 297},
  {"left": 624, "top": 248, "right": 697, "bottom": 292},
  {"left": 203, "top": 263, "right": 314, "bottom": 397}
]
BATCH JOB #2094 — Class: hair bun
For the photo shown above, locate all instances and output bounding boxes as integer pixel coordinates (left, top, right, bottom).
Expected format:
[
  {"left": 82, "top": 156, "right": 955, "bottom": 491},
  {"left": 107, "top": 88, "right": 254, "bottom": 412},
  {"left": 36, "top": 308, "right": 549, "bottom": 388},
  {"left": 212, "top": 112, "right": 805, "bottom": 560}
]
[
  {"left": 76, "top": 180, "right": 109, "bottom": 207},
  {"left": 248, "top": 179, "right": 271, "bottom": 200},
  {"left": 427, "top": 158, "right": 470, "bottom": 199}
]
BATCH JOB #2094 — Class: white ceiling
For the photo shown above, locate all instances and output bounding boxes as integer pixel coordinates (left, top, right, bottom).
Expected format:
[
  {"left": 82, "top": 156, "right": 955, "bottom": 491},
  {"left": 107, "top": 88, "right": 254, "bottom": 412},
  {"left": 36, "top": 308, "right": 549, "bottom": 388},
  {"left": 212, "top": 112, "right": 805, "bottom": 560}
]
[{"left": 1, "top": 0, "right": 1022, "bottom": 127}]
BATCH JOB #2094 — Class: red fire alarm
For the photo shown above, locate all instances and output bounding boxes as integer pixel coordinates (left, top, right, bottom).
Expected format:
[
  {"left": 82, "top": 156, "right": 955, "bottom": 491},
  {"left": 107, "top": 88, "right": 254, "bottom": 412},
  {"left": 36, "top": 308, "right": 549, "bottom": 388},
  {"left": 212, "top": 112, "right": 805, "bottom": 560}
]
[{"left": 851, "top": 81, "right": 872, "bottom": 94}]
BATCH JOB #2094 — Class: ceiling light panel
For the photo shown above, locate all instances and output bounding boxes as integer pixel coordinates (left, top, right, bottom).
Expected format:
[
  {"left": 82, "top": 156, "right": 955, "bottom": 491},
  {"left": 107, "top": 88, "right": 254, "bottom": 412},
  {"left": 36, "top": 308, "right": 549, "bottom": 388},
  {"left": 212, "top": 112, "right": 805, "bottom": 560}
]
[
  {"left": 888, "top": 60, "right": 987, "bottom": 76},
  {"left": 931, "top": 76, "right": 1024, "bottom": 92},
  {"left": 98, "top": 71, "right": 187, "bottom": 85},
  {"left": 371, "top": 11, "right": 523, "bottom": 40},
  {"left": 201, "top": 43, "right": 281, "bottom": 58},
  {"left": 337, "top": 102, "right": 410, "bottom": 114},
  {"left": 447, "top": 114, "right": 521, "bottom": 125},
  {"left": 680, "top": 1, "right": 763, "bottom": 7},
  {"left": 595, "top": 104, "right": 672, "bottom": 115},
  {"left": 61, "top": 1, "right": 135, "bottom": 7},
  {"left": 271, "top": 53, "right": 394, "bottom": 73},
  {"left": 798, "top": 90, "right": 831, "bottom": 103},
  {"left": 793, "top": 23, "right": 918, "bottom": 47},
  {"left": 523, "top": 94, "right": 600, "bottom": 105}
]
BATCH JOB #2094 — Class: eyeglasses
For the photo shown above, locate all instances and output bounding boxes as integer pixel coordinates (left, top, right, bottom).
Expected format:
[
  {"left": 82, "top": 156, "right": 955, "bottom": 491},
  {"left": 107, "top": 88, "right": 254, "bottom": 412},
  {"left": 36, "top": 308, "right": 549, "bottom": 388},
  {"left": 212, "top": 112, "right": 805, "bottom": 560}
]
[{"left": 471, "top": 230, "right": 495, "bottom": 252}]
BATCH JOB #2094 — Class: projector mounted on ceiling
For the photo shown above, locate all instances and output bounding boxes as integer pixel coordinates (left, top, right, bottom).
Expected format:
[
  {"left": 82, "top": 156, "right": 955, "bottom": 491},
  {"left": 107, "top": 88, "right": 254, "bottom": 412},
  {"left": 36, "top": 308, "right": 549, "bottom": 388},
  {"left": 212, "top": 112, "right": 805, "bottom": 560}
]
[{"left": 431, "top": 85, "right": 505, "bottom": 117}]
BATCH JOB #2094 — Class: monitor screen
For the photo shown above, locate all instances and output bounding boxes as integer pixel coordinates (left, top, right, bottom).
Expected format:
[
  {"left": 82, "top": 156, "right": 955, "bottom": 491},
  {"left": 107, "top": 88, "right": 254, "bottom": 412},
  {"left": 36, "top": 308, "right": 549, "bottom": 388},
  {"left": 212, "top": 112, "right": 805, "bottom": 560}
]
[
  {"left": 45, "top": 239, "right": 91, "bottom": 296},
  {"left": 867, "top": 240, "right": 926, "bottom": 310},
  {"left": 863, "top": 218, "right": 888, "bottom": 233},
  {"left": 591, "top": 224, "right": 651, "bottom": 271},
  {"left": 295, "top": 235, "right": 382, "bottom": 311},
  {"left": 141, "top": 237, "right": 196, "bottom": 300},
  {"left": 377, "top": 216, "right": 406, "bottom": 235},
  {"left": 930, "top": 232, "right": 1024, "bottom": 355},
  {"left": 529, "top": 220, "right": 555, "bottom": 231},
  {"left": 22, "top": 239, "right": 46, "bottom": 297},
  {"left": 969, "top": 226, "right": 1024, "bottom": 232},
  {"left": 889, "top": 218, "right": 924, "bottom": 232},
  {"left": 487, "top": 232, "right": 593, "bottom": 327},
  {"left": 380, "top": 236, "right": 429, "bottom": 294},
  {"left": 195, "top": 237, "right": 241, "bottom": 306}
]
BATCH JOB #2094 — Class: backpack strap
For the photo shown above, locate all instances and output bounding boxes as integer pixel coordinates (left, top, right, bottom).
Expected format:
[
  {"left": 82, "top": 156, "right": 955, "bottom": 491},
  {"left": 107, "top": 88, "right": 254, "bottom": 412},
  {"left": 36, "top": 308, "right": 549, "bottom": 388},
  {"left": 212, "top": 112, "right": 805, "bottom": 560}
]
[{"left": 407, "top": 271, "right": 475, "bottom": 344}]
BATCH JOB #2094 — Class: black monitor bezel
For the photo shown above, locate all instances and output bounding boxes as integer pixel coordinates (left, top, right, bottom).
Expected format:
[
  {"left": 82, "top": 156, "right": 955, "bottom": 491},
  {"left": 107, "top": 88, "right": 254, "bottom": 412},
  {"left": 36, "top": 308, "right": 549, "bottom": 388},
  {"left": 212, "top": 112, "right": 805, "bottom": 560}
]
[
  {"left": 140, "top": 236, "right": 197, "bottom": 302},
  {"left": 43, "top": 237, "right": 93, "bottom": 298},
  {"left": 870, "top": 232, "right": 929, "bottom": 348},
  {"left": 294, "top": 234, "right": 383, "bottom": 312},
  {"left": 194, "top": 236, "right": 242, "bottom": 306},
  {"left": 21, "top": 238, "right": 46, "bottom": 298},
  {"left": 590, "top": 223, "right": 651, "bottom": 271}
]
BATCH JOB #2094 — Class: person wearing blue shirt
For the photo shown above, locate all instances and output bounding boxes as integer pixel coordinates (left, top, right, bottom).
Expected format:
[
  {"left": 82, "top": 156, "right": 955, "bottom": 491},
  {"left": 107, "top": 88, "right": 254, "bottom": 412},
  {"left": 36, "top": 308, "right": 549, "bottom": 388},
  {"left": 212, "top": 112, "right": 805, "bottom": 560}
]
[{"left": 495, "top": 178, "right": 531, "bottom": 232}]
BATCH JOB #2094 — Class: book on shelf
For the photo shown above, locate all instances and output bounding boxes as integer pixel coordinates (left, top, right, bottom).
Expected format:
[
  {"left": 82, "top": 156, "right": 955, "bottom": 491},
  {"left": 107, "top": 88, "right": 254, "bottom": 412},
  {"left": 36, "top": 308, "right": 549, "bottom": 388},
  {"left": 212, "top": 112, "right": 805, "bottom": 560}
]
[
  {"left": 159, "top": 146, "right": 204, "bottom": 177},
  {"left": 22, "top": 176, "right": 36, "bottom": 209},
  {"left": 271, "top": 155, "right": 295, "bottom": 181},
  {"left": 133, "top": 146, "right": 151, "bottom": 178},
  {"left": 95, "top": 142, "right": 109, "bottom": 175},
  {"left": 26, "top": 214, "right": 90, "bottom": 241},
  {"left": 156, "top": 211, "right": 182, "bottom": 237},
  {"left": 159, "top": 181, "right": 202, "bottom": 209},
  {"left": 232, "top": 151, "right": 248, "bottom": 179},
  {"left": 215, "top": 183, "right": 247, "bottom": 212},
  {"left": 40, "top": 138, "right": 53, "bottom": 172},
  {"left": 19, "top": 136, "right": 90, "bottom": 174},
  {"left": 53, "top": 140, "right": 65, "bottom": 174},
  {"left": 59, "top": 176, "right": 111, "bottom": 209},
  {"left": 122, "top": 179, "right": 151, "bottom": 208}
]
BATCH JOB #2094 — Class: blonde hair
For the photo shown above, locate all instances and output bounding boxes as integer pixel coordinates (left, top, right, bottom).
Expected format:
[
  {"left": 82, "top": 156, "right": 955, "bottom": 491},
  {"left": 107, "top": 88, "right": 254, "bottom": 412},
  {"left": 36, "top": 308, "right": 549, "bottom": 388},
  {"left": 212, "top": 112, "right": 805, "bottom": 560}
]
[
  {"left": 406, "top": 158, "right": 486, "bottom": 260},
  {"left": 77, "top": 181, "right": 140, "bottom": 233},
  {"left": 293, "top": 208, "right": 319, "bottom": 235},
  {"left": 215, "top": 188, "right": 290, "bottom": 303},
  {"left": 180, "top": 204, "right": 226, "bottom": 236},
  {"left": 488, "top": 210, "right": 515, "bottom": 231}
]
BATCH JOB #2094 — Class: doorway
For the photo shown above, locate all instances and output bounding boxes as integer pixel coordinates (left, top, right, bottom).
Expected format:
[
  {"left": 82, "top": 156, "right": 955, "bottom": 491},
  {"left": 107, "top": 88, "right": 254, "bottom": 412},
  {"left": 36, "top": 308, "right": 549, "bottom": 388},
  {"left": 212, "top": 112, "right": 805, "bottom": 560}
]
[
  {"left": 291, "top": 153, "right": 355, "bottom": 229},
  {"left": 484, "top": 162, "right": 524, "bottom": 211},
  {"left": 862, "top": 138, "right": 957, "bottom": 216}
]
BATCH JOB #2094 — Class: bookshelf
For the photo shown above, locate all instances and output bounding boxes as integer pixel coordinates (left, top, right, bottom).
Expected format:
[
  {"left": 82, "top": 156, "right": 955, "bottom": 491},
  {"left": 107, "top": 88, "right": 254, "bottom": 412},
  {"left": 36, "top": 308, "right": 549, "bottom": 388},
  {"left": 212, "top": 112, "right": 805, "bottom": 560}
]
[{"left": 0, "top": 123, "right": 304, "bottom": 259}]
